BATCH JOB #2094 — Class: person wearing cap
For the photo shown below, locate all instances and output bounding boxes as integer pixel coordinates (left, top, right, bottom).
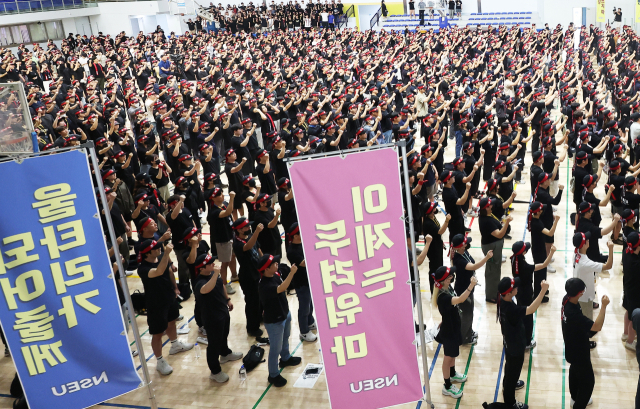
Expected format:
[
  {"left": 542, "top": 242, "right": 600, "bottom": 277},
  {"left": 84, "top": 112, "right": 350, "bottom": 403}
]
[
  {"left": 224, "top": 149, "right": 247, "bottom": 217},
  {"left": 528, "top": 201, "right": 560, "bottom": 301},
  {"left": 451, "top": 233, "right": 493, "bottom": 341},
  {"left": 623, "top": 232, "right": 640, "bottom": 352},
  {"left": 562, "top": 278, "right": 610, "bottom": 409},
  {"left": 572, "top": 151, "right": 595, "bottom": 210},
  {"left": 228, "top": 123, "right": 256, "bottom": 176},
  {"left": 256, "top": 150, "right": 278, "bottom": 199},
  {"left": 254, "top": 193, "right": 283, "bottom": 257},
  {"left": 441, "top": 170, "right": 470, "bottom": 242},
  {"left": 497, "top": 276, "right": 549, "bottom": 409},
  {"left": 208, "top": 187, "right": 239, "bottom": 295},
  {"left": 494, "top": 159, "right": 517, "bottom": 203},
  {"left": 576, "top": 201, "right": 620, "bottom": 265},
  {"left": 534, "top": 171, "right": 564, "bottom": 270},
  {"left": 258, "top": 253, "right": 302, "bottom": 387},
  {"left": 573, "top": 232, "right": 614, "bottom": 323},
  {"left": 149, "top": 155, "right": 172, "bottom": 203},
  {"left": 478, "top": 197, "right": 513, "bottom": 300},
  {"left": 192, "top": 251, "right": 244, "bottom": 383},
  {"left": 286, "top": 222, "right": 317, "bottom": 342},
  {"left": 166, "top": 194, "right": 197, "bottom": 284},
  {"left": 510, "top": 241, "right": 555, "bottom": 349},
  {"left": 607, "top": 160, "right": 629, "bottom": 217},
  {"left": 232, "top": 218, "right": 265, "bottom": 338},
  {"left": 629, "top": 112, "right": 640, "bottom": 163},
  {"left": 452, "top": 155, "right": 480, "bottom": 217},
  {"left": 422, "top": 202, "right": 451, "bottom": 292},
  {"left": 137, "top": 240, "right": 194, "bottom": 375},
  {"left": 432, "top": 265, "right": 478, "bottom": 399}
]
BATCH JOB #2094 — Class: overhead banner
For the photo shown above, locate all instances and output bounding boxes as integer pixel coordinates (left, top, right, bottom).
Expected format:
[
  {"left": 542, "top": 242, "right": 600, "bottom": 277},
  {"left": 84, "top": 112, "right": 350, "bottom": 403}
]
[
  {"left": 0, "top": 150, "right": 141, "bottom": 409},
  {"left": 289, "top": 148, "right": 422, "bottom": 409},
  {"left": 636, "top": 0, "right": 640, "bottom": 22},
  {"left": 596, "top": 0, "right": 606, "bottom": 22}
]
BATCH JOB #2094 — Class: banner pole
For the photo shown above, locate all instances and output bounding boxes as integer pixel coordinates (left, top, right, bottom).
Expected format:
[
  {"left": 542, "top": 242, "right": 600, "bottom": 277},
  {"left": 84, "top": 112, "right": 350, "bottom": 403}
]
[
  {"left": 87, "top": 143, "right": 160, "bottom": 409},
  {"left": 398, "top": 140, "right": 434, "bottom": 408}
]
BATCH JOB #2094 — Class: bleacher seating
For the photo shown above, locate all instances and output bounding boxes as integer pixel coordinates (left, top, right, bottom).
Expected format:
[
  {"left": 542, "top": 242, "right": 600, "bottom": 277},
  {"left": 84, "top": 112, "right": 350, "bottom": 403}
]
[{"left": 381, "top": 10, "right": 534, "bottom": 30}]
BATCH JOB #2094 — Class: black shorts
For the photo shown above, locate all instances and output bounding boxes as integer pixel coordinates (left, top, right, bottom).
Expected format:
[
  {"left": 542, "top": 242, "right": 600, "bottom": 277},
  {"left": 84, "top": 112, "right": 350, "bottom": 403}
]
[
  {"left": 147, "top": 298, "right": 180, "bottom": 335},
  {"left": 442, "top": 341, "right": 460, "bottom": 358}
]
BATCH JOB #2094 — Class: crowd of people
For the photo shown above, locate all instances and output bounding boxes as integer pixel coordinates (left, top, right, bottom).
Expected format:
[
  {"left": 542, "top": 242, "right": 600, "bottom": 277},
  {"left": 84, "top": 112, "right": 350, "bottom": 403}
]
[{"left": 2, "top": 8, "right": 640, "bottom": 408}]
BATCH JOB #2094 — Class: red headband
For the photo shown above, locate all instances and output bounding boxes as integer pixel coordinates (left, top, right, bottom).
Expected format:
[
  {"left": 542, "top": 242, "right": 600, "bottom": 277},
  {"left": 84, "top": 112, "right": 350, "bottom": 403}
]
[
  {"left": 195, "top": 254, "right": 212, "bottom": 270},
  {"left": 258, "top": 255, "right": 275, "bottom": 272},
  {"left": 500, "top": 278, "right": 515, "bottom": 296},
  {"left": 140, "top": 218, "right": 153, "bottom": 231},
  {"left": 433, "top": 268, "right": 450, "bottom": 290}
]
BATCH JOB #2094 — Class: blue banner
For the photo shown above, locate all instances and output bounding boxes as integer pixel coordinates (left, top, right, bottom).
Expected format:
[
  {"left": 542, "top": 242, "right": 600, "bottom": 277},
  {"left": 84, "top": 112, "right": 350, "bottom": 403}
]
[{"left": 0, "top": 150, "right": 141, "bottom": 409}]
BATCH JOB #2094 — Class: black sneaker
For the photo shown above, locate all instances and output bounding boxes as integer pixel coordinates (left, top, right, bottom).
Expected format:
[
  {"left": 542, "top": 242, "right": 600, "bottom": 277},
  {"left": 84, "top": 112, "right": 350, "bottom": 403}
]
[
  {"left": 247, "top": 328, "right": 264, "bottom": 337},
  {"left": 279, "top": 356, "right": 302, "bottom": 368},
  {"left": 515, "top": 380, "right": 525, "bottom": 390},
  {"left": 504, "top": 234, "right": 512, "bottom": 240},
  {"left": 541, "top": 296, "right": 550, "bottom": 303},
  {"left": 590, "top": 341, "right": 597, "bottom": 349},
  {"left": 268, "top": 374, "right": 287, "bottom": 387}
]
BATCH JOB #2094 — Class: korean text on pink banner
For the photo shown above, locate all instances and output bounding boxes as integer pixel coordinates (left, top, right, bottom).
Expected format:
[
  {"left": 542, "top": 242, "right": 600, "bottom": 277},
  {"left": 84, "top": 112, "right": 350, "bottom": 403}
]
[{"left": 289, "top": 148, "right": 422, "bottom": 409}]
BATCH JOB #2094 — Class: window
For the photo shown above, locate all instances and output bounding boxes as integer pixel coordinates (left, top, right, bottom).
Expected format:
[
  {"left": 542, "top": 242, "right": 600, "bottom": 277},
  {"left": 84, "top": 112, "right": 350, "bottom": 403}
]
[{"left": 0, "top": 20, "right": 64, "bottom": 46}]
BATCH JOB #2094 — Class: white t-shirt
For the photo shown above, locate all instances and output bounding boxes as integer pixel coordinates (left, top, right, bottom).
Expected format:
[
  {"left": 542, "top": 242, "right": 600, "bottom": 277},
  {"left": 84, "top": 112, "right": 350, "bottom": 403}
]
[
  {"left": 320, "top": 12, "right": 329, "bottom": 22},
  {"left": 573, "top": 254, "right": 602, "bottom": 302}
]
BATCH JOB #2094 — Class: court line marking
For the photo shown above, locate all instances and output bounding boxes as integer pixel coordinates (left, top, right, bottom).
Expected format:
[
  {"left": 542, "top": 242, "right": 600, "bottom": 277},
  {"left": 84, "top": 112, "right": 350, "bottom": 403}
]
[
  {"left": 251, "top": 340, "right": 303, "bottom": 409},
  {"left": 0, "top": 393, "right": 173, "bottom": 409},
  {"left": 416, "top": 343, "right": 442, "bottom": 409},
  {"left": 137, "top": 316, "right": 195, "bottom": 370}
]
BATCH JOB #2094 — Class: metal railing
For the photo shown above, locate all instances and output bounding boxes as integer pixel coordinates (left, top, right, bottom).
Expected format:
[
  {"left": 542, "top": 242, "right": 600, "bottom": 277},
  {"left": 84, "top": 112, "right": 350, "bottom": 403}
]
[
  {"left": 336, "top": 4, "right": 354, "bottom": 29},
  {"left": 370, "top": 6, "right": 382, "bottom": 29},
  {"left": 0, "top": 0, "right": 97, "bottom": 14}
]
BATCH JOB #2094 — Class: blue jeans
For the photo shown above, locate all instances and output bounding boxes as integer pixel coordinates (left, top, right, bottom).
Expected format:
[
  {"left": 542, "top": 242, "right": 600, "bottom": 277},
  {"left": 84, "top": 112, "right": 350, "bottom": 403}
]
[
  {"left": 264, "top": 311, "right": 292, "bottom": 377},
  {"left": 455, "top": 130, "right": 463, "bottom": 158},
  {"left": 379, "top": 130, "right": 393, "bottom": 144},
  {"left": 295, "top": 286, "right": 315, "bottom": 334}
]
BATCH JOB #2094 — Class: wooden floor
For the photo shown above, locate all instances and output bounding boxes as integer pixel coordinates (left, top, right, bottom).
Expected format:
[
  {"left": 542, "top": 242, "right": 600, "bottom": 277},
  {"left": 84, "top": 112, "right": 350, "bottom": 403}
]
[{"left": 1, "top": 131, "right": 638, "bottom": 409}]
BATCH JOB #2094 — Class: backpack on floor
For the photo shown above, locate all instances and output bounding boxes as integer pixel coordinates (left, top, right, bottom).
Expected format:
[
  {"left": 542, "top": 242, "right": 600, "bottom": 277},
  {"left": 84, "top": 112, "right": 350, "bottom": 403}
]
[
  {"left": 242, "top": 344, "right": 265, "bottom": 372},
  {"left": 177, "top": 283, "right": 192, "bottom": 302},
  {"left": 130, "top": 290, "right": 147, "bottom": 315}
]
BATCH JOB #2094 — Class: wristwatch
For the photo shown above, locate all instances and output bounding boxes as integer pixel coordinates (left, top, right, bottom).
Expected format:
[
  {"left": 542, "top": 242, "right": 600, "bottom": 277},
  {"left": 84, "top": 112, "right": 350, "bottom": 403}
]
[{"left": 226, "top": 298, "right": 231, "bottom": 302}]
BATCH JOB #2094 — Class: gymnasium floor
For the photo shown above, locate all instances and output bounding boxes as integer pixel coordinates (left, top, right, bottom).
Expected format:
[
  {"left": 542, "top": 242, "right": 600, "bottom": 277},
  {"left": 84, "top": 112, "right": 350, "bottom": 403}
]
[{"left": 0, "top": 132, "right": 637, "bottom": 409}]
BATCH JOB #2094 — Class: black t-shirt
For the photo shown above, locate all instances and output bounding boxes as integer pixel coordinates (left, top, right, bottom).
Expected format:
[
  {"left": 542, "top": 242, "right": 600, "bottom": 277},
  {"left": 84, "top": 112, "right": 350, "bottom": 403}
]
[
  {"left": 232, "top": 234, "right": 261, "bottom": 280},
  {"left": 436, "top": 288, "right": 462, "bottom": 345},
  {"left": 512, "top": 256, "right": 535, "bottom": 289},
  {"left": 572, "top": 165, "right": 592, "bottom": 205},
  {"left": 562, "top": 300, "right": 595, "bottom": 364},
  {"left": 109, "top": 202, "right": 126, "bottom": 236},
  {"left": 182, "top": 240, "right": 211, "bottom": 281},
  {"left": 443, "top": 186, "right": 462, "bottom": 221},
  {"left": 287, "top": 242, "right": 308, "bottom": 288},
  {"left": 259, "top": 274, "right": 289, "bottom": 323},
  {"left": 529, "top": 217, "right": 548, "bottom": 262},
  {"left": 253, "top": 208, "right": 281, "bottom": 252},
  {"left": 256, "top": 163, "right": 277, "bottom": 195},
  {"left": 194, "top": 273, "right": 229, "bottom": 323},
  {"left": 576, "top": 217, "right": 602, "bottom": 262},
  {"left": 167, "top": 208, "right": 194, "bottom": 249},
  {"left": 500, "top": 299, "right": 528, "bottom": 357},
  {"left": 452, "top": 251, "right": 474, "bottom": 296},
  {"left": 422, "top": 217, "right": 443, "bottom": 259},
  {"left": 137, "top": 258, "right": 175, "bottom": 307},
  {"left": 149, "top": 166, "right": 170, "bottom": 188},
  {"left": 478, "top": 215, "right": 502, "bottom": 245},
  {"left": 208, "top": 202, "right": 234, "bottom": 243},
  {"left": 225, "top": 161, "right": 245, "bottom": 194}
]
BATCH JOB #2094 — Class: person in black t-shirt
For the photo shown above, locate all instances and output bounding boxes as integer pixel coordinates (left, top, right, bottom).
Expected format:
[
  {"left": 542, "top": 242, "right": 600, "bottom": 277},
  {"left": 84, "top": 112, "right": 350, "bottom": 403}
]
[
  {"left": 232, "top": 217, "right": 264, "bottom": 338},
  {"left": 253, "top": 193, "right": 282, "bottom": 257},
  {"left": 441, "top": 170, "right": 469, "bottom": 242},
  {"left": 510, "top": 241, "right": 555, "bottom": 348},
  {"left": 286, "top": 223, "right": 317, "bottom": 342},
  {"left": 575, "top": 201, "right": 620, "bottom": 264},
  {"left": 166, "top": 194, "right": 196, "bottom": 284},
  {"left": 224, "top": 148, "right": 247, "bottom": 218},
  {"left": 258, "top": 254, "right": 302, "bottom": 388},
  {"left": 432, "top": 266, "right": 477, "bottom": 400},
  {"left": 207, "top": 187, "right": 239, "bottom": 295},
  {"left": 528, "top": 201, "right": 560, "bottom": 301},
  {"left": 255, "top": 150, "right": 278, "bottom": 196},
  {"left": 497, "top": 276, "right": 548, "bottom": 409},
  {"left": 137, "top": 240, "right": 194, "bottom": 376},
  {"left": 422, "top": 202, "right": 451, "bottom": 293},
  {"left": 193, "top": 253, "right": 244, "bottom": 383},
  {"left": 478, "top": 197, "right": 512, "bottom": 301},
  {"left": 562, "top": 278, "right": 610, "bottom": 409}
]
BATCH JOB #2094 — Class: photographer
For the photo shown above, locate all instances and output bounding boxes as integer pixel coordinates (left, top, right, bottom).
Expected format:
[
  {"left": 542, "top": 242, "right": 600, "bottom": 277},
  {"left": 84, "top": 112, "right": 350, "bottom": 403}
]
[{"left": 614, "top": 8, "right": 622, "bottom": 31}]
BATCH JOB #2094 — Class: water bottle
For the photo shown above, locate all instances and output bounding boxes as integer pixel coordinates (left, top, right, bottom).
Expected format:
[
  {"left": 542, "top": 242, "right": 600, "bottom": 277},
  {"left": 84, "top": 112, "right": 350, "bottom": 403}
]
[
  {"left": 239, "top": 365, "right": 247, "bottom": 382},
  {"left": 318, "top": 348, "right": 323, "bottom": 364},
  {"left": 194, "top": 343, "right": 201, "bottom": 359}
]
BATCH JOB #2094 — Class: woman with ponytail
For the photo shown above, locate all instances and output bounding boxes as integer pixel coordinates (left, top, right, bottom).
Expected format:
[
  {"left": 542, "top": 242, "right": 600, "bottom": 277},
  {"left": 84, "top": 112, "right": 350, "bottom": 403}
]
[
  {"left": 478, "top": 197, "right": 512, "bottom": 302},
  {"left": 533, "top": 172, "right": 564, "bottom": 273},
  {"left": 529, "top": 201, "right": 560, "bottom": 300},
  {"left": 451, "top": 233, "right": 493, "bottom": 341},
  {"left": 510, "top": 241, "right": 555, "bottom": 349},
  {"left": 432, "top": 266, "right": 477, "bottom": 400},
  {"left": 497, "top": 276, "right": 548, "bottom": 409},
  {"left": 422, "top": 201, "right": 450, "bottom": 293}
]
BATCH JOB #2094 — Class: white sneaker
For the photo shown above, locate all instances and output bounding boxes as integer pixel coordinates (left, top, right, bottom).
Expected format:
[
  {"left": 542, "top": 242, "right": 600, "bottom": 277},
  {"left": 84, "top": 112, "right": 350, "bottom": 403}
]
[
  {"left": 209, "top": 371, "right": 229, "bottom": 383},
  {"left": 132, "top": 350, "right": 139, "bottom": 357},
  {"left": 547, "top": 265, "right": 556, "bottom": 273},
  {"left": 308, "top": 322, "right": 317, "bottom": 331},
  {"left": 525, "top": 340, "right": 537, "bottom": 350},
  {"left": 625, "top": 340, "right": 637, "bottom": 351},
  {"left": 551, "top": 257, "right": 555, "bottom": 262},
  {"left": 199, "top": 327, "right": 207, "bottom": 336},
  {"left": 622, "top": 333, "right": 629, "bottom": 342},
  {"left": 156, "top": 357, "right": 173, "bottom": 375},
  {"left": 570, "top": 397, "right": 593, "bottom": 407},
  {"left": 553, "top": 206, "right": 558, "bottom": 212},
  {"left": 196, "top": 336, "right": 209, "bottom": 345},
  {"left": 442, "top": 384, "right": 463, "bottom": 399},
  {"left": 219, "top": 351, "right": 243, "bottom": 363},
  {"left": 169, "top": 340, "right": 194, "bottom": 355},
  {"left": 176, "top": 315, "right": 184, "bottom": 322},
  {"left": 125, "top": 270, "right": 134, "bottom": 276},
  {"left": 225, "top": 283, "right": 236, "bottom": 294},
  {"left": 300, "top": 332, "right": 318, "bottom": 342},
  {"left": 502, "top": 255, "right": 507, "bottom": 263}
]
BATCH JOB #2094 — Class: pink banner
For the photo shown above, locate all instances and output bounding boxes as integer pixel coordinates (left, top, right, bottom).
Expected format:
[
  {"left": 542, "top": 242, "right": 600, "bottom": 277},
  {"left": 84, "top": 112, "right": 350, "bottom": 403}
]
[{"left": 289, "top": 148, "right": 422, "bottom": 409}]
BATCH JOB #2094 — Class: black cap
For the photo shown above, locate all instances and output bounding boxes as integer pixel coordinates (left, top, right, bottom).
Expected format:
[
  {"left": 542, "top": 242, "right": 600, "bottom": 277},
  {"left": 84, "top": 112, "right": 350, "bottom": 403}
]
[
  {"left": 578, "top": 201, "right": 593, "bottom": 214},
  {"left": 532, "top": 151, "right": 543, "bottom": 162},
  {"left": 232, "top": 217, "right": 252, "bottom": 230},
  {"left": 573, "top": 231, "right": 591, "bottom": 249},
  {"left": 565, "top": 277, "right": 586, "bottom": 297},
  {"left": 194, "top": 253, "right": 217, "bottom": 270},
  {"left": 625, "top": 176, "right": 637, "bottom": 187},
  {"left": 136, "top": 173, "right": 152, "bottom": 183},
  {"left": 433, "top": 265, "right": 456, "bottom": 282},
  {"left": 498, "top": 276, "right": 520, "bottom": 295},
  {"left": 257, "top": 254, "right": 281, "bottom": 272},
  {"left": 451, "top": 234, "right": 471, "bottom": 248},
  {"left": 511, "top": 241, "right": 531, "bottom": 256},
  {"left": 575, "top": 151, "right": 591, "bottom": 161},
  {"left": 631, "top": 112, "right": 640, "bottom": 121},
  {"left": 583, "top": 174, "right": 598, "bottom": 188},
  {"left": 628, "top": 232, "right": 640, "bottom": 251},
  {"left": 479, "top": 197, "right": 493, "bottom": 210},
  {"left": 621, "top": 208, "right": 636, "bottom": 222},
  {"left": 288, "top": 222, "right": 300, "bottom": 236}
]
